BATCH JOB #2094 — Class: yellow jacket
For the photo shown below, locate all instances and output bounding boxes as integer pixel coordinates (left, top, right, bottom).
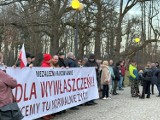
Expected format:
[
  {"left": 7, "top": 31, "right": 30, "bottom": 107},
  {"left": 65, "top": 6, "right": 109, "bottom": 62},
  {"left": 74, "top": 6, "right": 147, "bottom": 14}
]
[{"left": 129, "top": 64, "right": 137, "bottom": 80}]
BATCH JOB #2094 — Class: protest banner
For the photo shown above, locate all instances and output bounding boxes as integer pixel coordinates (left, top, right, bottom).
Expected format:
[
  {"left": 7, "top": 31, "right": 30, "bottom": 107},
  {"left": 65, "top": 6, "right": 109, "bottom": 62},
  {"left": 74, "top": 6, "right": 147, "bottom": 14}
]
[{"left": 6, "top": 67, "right": 99, "bottom": 120}]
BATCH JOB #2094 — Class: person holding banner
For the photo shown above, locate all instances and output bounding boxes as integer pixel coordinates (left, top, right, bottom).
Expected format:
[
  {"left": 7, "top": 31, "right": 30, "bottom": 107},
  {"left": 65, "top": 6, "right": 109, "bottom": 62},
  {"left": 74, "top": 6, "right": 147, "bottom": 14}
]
[
  {"left": 65, "top": 52, "right": 78, "bottom": 67},
  {"left": 65, "top": 52, "right": 79, "bottom": 110},
  {"left": 51, "top": 55, "right": 67, "bottom": 114},
  {"left": 50, "top": 55, "right": 59, "bottom": 68},
  {"left": 85, "top": 53, "right": 99, "bottom": 105},
  {"left": 41, "top": 53, "right": 54, "bottom": 119},
  {"left": 41, "top": 54, "right": 52, "bottom": 67},
  {"left": 58, "top": 52, "right": 66, "bottom": 68}
]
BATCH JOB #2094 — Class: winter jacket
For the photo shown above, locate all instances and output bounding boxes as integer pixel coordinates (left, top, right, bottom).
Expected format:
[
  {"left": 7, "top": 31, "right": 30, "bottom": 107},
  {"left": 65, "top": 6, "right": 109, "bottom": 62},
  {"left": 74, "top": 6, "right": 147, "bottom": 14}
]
[
  {"left": 120, "top": 66, "right": 125, "bottom": 76},
  {"left": 129, "top": 64, "right": 139, "bottom": 80},
  {"left": 41, "top": 62, "right": 50, "bottom": 67},
  {"left": 151, "top": 67, "right": 158, "bottom": 84},
  {"left": 85, "top": 59, "right": 99, "bottom": 75},
  {"left": 156, "top": 69, "right": 160, "bottom": 84},
  {"left": 58, "top": 58, "right": 66, "bottom": 67},
  {"left": 0, "top": 70, "right": 17, "bottom": 107},
  {"left": 101, "top": 65, "right": 111, "bottom": 85},
  {"left": 41, "top": 54, "right": 52, "bottom": 67},
  {"left": 143, "top": 67, "right": 153, "bottom": 82},
  {"left": 65, "top": 58, "right": 77, "bottom": 67},
  {"left": 113, "top": 66, "right": 120, "bottom": 81},
  {"left": 109, "top": 66, "right": 115, "bottom": 79}
]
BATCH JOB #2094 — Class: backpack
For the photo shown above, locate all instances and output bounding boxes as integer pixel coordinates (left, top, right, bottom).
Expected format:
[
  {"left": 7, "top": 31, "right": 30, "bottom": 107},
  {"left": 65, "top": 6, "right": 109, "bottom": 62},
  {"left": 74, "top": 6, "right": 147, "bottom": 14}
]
[
  {"left": 146, "top": 69, "right": 153, "bottom": 78},
  {"left": 144, "top": 68, "right": 153, "bottom": 81}
]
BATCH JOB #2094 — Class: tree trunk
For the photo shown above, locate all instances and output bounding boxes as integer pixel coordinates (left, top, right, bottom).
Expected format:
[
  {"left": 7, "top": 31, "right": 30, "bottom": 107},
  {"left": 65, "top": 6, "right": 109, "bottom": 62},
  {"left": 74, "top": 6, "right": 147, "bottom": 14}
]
[{"left": 94, "top": 4, "right": 102, "bottom": 59}]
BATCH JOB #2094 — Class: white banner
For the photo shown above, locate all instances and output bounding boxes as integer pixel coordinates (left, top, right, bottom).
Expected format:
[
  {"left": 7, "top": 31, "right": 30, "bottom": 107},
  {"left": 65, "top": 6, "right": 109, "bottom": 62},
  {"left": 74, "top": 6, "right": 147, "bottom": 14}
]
[{"left": 6, "top": 67, "right": 99, "bottom": 120}]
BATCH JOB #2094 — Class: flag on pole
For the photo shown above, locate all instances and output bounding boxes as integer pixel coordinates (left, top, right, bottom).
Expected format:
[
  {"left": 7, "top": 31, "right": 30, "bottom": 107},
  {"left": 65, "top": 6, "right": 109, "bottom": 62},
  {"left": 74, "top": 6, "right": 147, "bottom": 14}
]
[{"left": 18, "top": 44, "right": 27, "bottom": 68}]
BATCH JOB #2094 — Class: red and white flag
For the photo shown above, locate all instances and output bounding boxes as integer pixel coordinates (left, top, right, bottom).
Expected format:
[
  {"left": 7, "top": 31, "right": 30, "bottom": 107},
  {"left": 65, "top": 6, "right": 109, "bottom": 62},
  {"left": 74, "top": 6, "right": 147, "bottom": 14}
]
[{"left": 18, "top": 44, "right": 27, "bottom": 68}]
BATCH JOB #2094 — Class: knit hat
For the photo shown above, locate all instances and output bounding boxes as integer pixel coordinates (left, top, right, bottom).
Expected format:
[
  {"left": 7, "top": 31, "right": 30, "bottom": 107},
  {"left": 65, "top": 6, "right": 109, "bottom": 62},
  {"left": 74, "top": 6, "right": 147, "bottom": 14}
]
[
  {"left": 43, "top": 54, "right": 52, "bottom": 61},
  {"left": 58, "top": 52, "right": 65, "bottom": 56},
  {"left": 31, "top": 55, "right": 35, "bottom": 59},
  {"left": 89, "top": 53, "right": 95, "bottom": 59},
  {"left": 26, "top": 52, "right": 32, "bottom": 58},
  {"left": 116, "top": 62, "right": 120, "bottom": 67}
]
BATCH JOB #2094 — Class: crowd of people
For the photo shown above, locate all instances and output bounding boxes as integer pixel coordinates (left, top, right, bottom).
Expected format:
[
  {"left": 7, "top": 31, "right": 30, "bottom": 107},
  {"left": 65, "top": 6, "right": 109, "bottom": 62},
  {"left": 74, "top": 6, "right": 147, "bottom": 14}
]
[
  {"left": 129, "top": 61, "right": 160, "bottom": 99},
  {"left": 0, "top": 51, "right": 160, "bottom": 120}
]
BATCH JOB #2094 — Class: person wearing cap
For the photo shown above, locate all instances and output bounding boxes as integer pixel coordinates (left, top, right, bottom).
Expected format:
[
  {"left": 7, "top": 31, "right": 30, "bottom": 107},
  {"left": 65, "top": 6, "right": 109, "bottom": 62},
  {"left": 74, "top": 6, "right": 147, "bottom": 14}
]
[
  {"left": 41, "top": 53, "right": 53, "bottom": 120},
  {"left": 84, "top": 53, "right": 99, "bottom": 105},
  {"left": 41, "top": 54, "right": 52, "bottom": 67},
  {"left": 85, "top": 54, "right": 99, "bottom": 75},
  {"left": 58, "top": 52, "right": 66, "bottom": 68}
]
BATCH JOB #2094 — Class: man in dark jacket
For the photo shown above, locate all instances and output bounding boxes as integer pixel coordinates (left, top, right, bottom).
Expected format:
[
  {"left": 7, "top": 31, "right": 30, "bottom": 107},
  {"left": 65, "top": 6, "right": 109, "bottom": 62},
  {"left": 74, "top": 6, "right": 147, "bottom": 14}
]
[
  {"left": 58, "top": 52, "right": 66, "bottom": 67},
  {"left": 112, "top": 62, "right": 120, "bottom": 95},
  {"left": 156, "top": 70, "right": 160, "bottom": 97},
  {"left": 154, "top": 62, "right": 160, "bottom": 97},
  {"left": 140, "top": 63, "right": 153, "bottom": 99},
  {"left": 84, "top": 53, "right": 99, "bottom": 105},
  {"left": 65, "top": 52, "right": 77, "bottom": 67},
  {"left": 85, "top": 54, "right": 99, "bottom": 76},
  {"left": 65, "top": 52, "right": 79, "bottom": 110}
]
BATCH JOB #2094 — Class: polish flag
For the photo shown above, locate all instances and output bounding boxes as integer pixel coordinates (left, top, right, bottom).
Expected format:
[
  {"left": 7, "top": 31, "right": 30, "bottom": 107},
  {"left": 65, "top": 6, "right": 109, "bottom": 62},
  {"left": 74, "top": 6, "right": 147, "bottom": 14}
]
[{"left": 18, "top": 44, "right": 27, "bottom": 68}]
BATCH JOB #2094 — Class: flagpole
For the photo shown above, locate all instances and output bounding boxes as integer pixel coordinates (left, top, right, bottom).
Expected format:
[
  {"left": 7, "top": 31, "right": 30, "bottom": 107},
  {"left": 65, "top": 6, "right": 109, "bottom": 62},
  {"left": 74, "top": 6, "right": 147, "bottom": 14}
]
[
  {"left": 14, "top": 44, "right": 23, "bottom": 66},
  {"left": 14, "top": 57, "right": 19, "bottom": 66}
]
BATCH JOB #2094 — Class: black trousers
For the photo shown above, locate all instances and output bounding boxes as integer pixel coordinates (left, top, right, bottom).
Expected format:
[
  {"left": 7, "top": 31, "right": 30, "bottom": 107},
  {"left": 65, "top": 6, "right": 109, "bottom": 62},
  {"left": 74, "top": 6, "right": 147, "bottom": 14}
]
[
  {"left": 102, "top": 85, "right": 109, "bottom": 98},
  {"left": 142, "top": 80, "right": 151, "bottom": 97},
  {"left": 151, "top": 84, "right": 154, "bottom": 94},
  {"left": 113, "top": 80, "right": 118, "bottom": 94},
  {"left": 157, "top": 84, "right": 160, "bottom": 96}
]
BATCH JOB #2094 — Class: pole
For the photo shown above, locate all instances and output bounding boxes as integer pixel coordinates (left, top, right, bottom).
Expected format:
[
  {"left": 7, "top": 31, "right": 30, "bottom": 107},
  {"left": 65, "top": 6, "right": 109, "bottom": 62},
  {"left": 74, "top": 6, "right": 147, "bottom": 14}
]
[
  {"left": 74, "top": 11, "right": 79, "bottom": 59},
  {"left": 137, "top": 43, "right": 139, "bottom": 70}
]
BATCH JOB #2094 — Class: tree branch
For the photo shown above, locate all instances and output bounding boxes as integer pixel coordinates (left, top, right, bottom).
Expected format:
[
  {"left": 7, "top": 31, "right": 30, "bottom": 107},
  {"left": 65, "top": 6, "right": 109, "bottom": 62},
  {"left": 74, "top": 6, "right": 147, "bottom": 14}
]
[{"left": 121, "top": 39, "right": 159, "bottom": 57}]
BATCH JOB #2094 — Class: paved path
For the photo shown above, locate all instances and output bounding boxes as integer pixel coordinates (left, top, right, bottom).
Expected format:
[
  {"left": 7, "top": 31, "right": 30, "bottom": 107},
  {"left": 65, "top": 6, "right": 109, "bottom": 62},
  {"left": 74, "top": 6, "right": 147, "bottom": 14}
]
[{"left": 54, "top": 86, "right": 160, "bottom": 120}]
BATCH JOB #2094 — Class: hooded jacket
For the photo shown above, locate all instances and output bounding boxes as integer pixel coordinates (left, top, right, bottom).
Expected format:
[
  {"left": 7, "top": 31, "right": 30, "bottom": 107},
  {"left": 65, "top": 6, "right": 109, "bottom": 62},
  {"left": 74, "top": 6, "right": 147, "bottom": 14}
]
[
  {"left": 41, "top": 54, "right": 52, "bottom": 67},
  {"left": 101, "top": 65, "right": 111, "bottom": 85},
  {"left": 65, "top": 58, "right": 77, "bottom": 67},
  {"left": 129, "top": 64, "right": 139, "bottom": 80}
]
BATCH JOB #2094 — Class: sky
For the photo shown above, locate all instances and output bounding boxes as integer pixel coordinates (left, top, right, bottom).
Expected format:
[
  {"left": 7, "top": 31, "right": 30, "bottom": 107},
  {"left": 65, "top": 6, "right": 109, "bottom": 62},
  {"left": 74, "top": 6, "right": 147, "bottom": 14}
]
[{"left": 124, "top": 0, "right": 141, "bottom": 16}]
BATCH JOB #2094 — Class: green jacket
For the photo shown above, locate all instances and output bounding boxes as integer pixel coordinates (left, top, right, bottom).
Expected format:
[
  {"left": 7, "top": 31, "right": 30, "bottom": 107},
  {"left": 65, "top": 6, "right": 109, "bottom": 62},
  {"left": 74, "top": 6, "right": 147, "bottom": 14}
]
[{"left": 129, "top": 64, "right": 138, "bottom": 80}]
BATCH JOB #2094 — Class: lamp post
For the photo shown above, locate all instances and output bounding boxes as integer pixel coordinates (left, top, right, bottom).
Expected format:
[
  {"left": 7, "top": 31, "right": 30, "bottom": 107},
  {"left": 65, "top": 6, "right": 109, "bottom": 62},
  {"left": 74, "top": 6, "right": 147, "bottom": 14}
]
[
  {"left": 134, "top": 38, "right": 141, "bottom": 66},
  {"left": 71, "top": 0, "right": 84, "bottom": 59}
]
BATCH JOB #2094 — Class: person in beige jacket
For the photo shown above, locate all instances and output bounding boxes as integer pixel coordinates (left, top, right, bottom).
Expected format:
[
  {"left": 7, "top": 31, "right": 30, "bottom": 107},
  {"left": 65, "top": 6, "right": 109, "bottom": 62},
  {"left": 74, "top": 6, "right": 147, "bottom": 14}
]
[{"left": 101, "top": 61, "right": 111, "bottom": 99}]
